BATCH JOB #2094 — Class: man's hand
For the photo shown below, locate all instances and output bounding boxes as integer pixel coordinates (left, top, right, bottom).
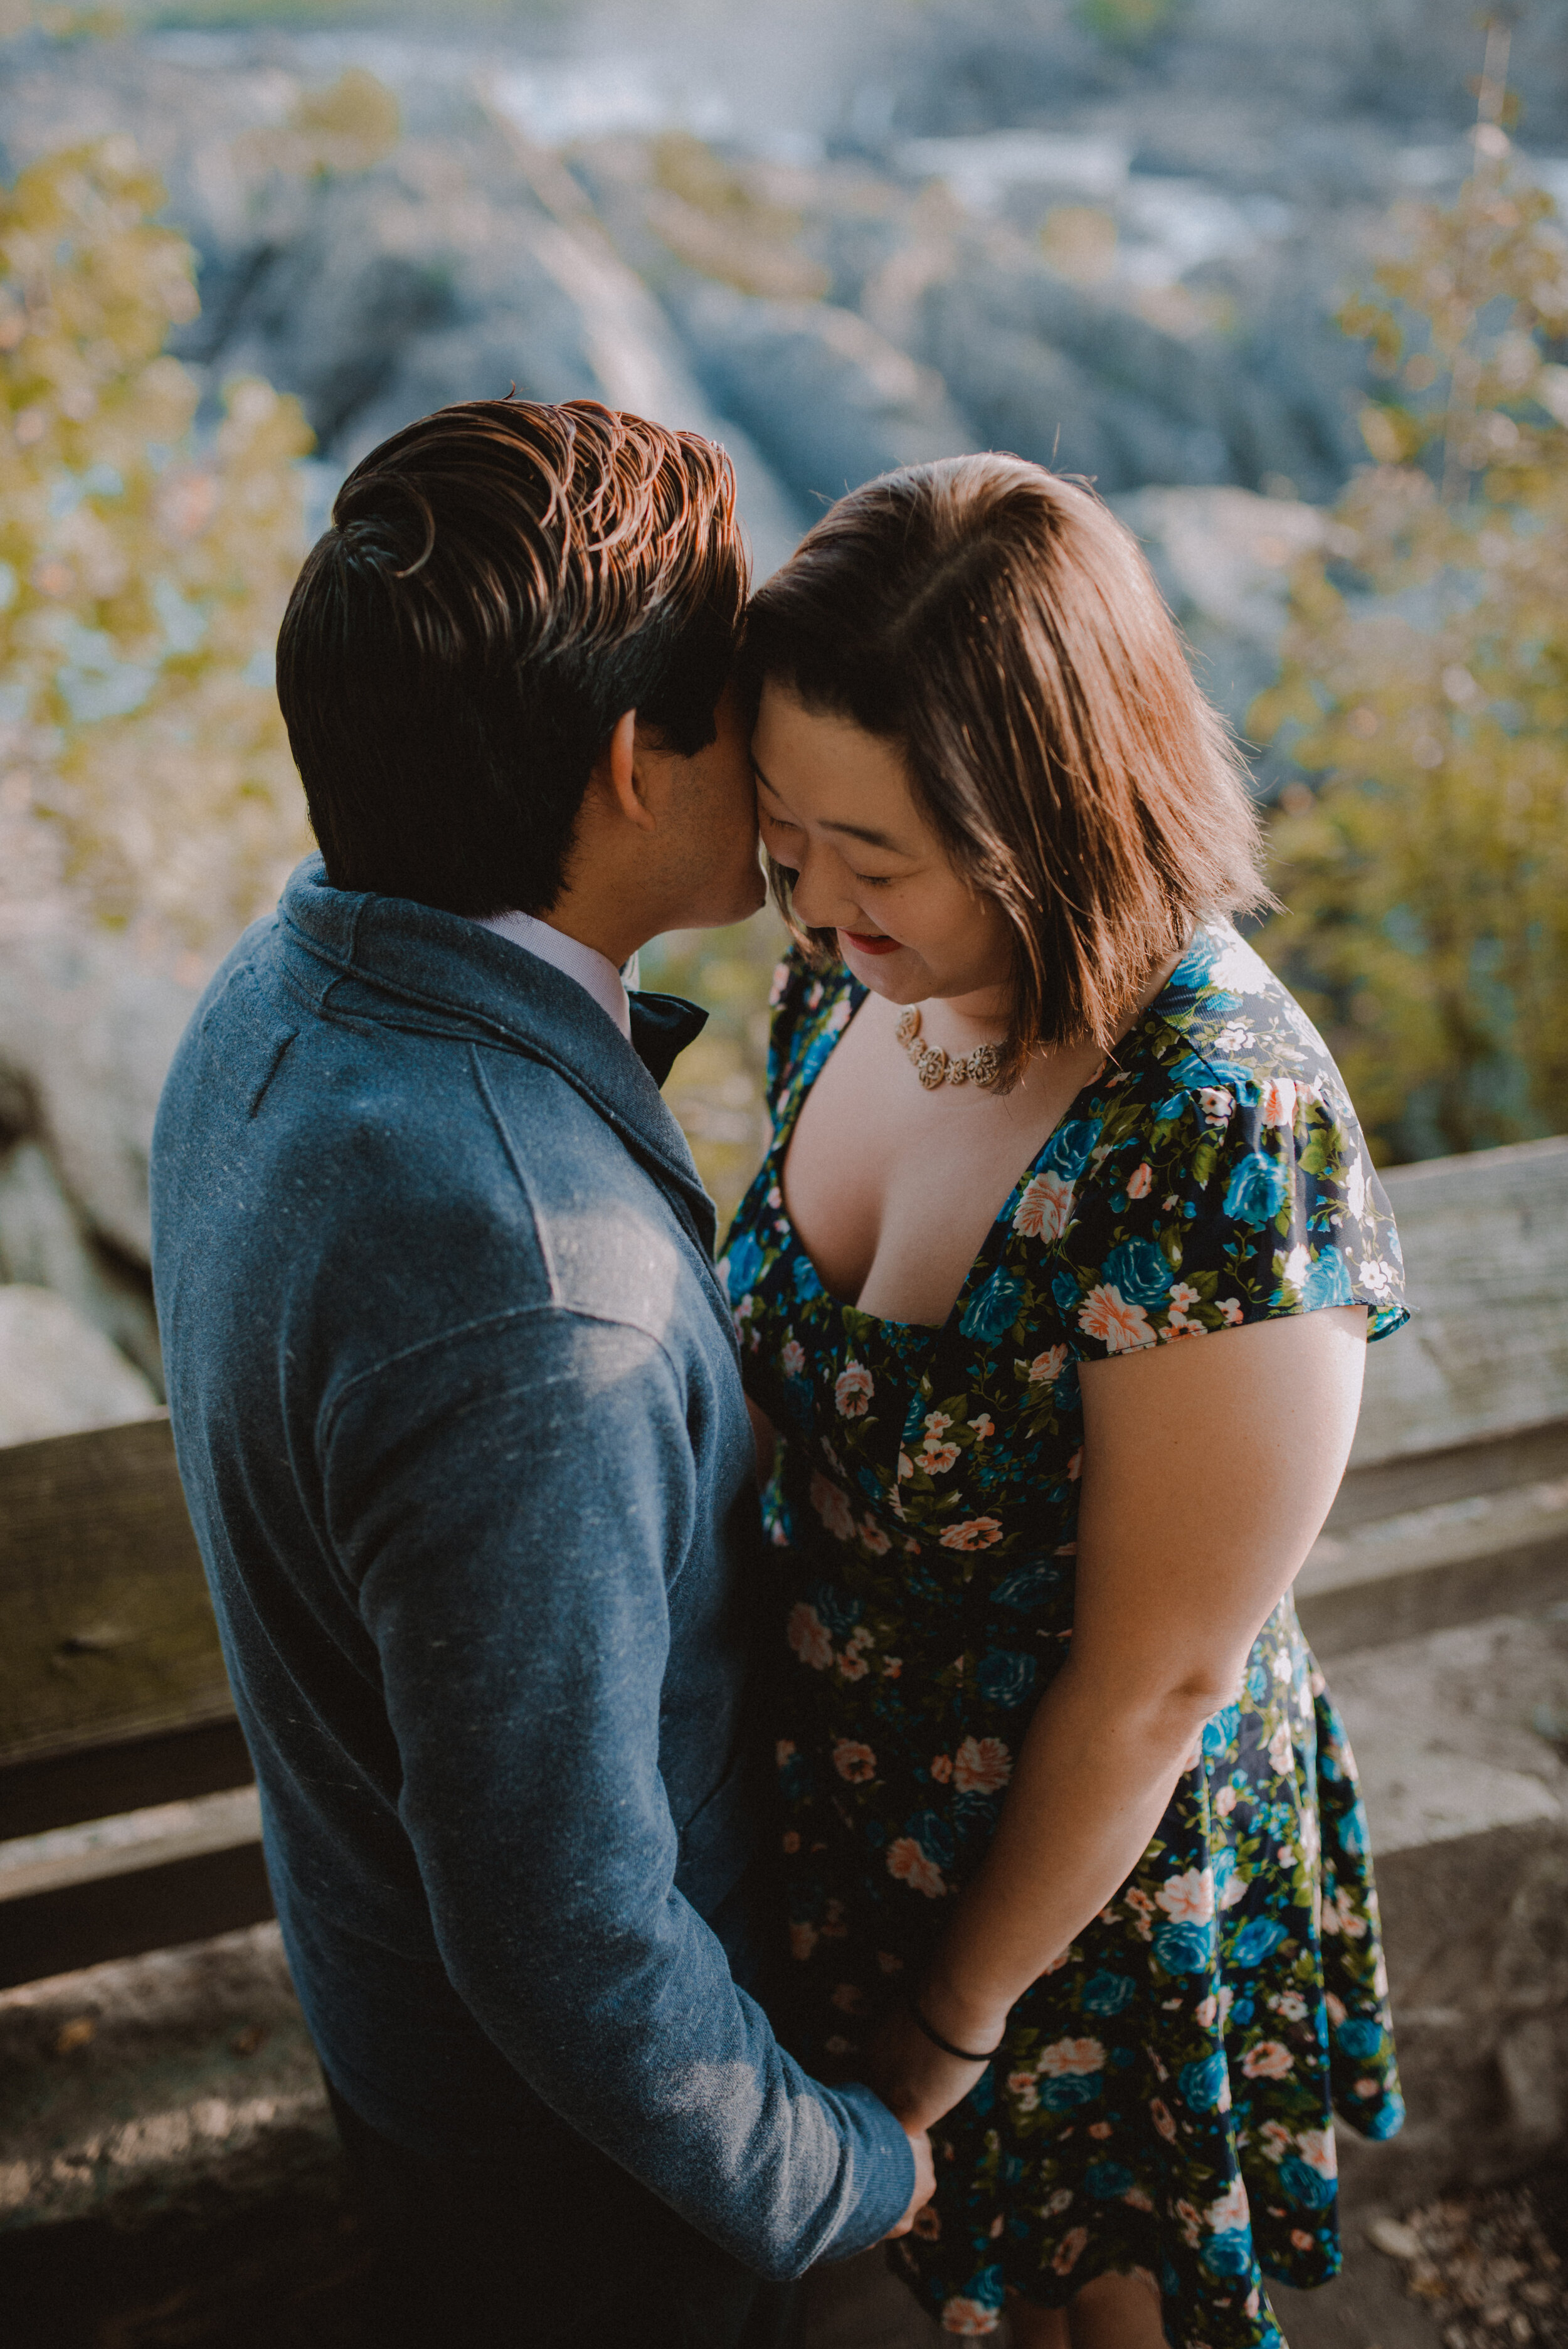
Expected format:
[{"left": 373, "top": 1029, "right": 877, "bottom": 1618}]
[
  {"left": 864, "top": 2002, "right": 995, "bottom": 2137},
  {"left": 881, "top": 2124, "right": 936, "bottom": 2239}
]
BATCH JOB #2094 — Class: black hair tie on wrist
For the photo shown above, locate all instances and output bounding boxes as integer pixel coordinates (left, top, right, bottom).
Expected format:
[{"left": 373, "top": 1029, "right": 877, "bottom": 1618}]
[{"left": 906, "top": 1996, "right": 1003, "bottom": 2064}]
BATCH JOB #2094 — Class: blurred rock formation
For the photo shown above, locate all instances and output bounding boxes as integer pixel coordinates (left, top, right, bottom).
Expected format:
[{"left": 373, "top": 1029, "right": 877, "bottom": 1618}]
[
  {"left": 3, "top": 1, "right": 1559, "bottom": 566},
  {"left": 1111, "top": 485, "right": 1328, "bottom": 778},
  {"left": 0, "top": 1284, "right": 161, "bottom": 1444},
  {"left": 0, "top": 0, "right": 1562, "bottom": 1409},
  {"left": 0, "top": 921, "right": 198, "bottom": 1399}
]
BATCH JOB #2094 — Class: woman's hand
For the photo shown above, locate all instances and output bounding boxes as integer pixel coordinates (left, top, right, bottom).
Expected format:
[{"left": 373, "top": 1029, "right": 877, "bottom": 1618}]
[{"left": 862, "top": 2000, "right": 998, "bottom": 2136}]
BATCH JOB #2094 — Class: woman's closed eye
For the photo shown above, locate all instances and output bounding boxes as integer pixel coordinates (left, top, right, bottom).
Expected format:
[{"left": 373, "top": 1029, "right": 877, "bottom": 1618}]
[{"left": 758, "top": 793, "right": 899, "bottom": 890}]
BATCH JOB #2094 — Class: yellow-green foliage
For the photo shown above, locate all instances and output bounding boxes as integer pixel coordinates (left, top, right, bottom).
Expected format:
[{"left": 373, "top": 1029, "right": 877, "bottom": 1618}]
[
  {"left": 232, "top": 66, "right": 401, "bottom": 181},
  {"left": 0, "top": 2, "right": 122, "bottom": 38},
  {"left": 0, "top": 136, "right": 314, "bottom": 961},
  {"left": 642, "top": 906, "right": 790, "bottom": 1231},
  {"left": 1253, "top": 152, "right": 1568, "bottom": 1161},
  {"left": 1076, "top": 0, "right": 1177, "bottom": 48},
  {"left": 644, "top": 133, "right": 830, "bottom": 304}
]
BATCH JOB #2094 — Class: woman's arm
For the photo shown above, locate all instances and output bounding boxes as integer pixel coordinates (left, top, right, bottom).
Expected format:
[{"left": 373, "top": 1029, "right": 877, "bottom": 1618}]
[{"left": 864, "top": 1304, "right": 1368, "bottom": 2130}]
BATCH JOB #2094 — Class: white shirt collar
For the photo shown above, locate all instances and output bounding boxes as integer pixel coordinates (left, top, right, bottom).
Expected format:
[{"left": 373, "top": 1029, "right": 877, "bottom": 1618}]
[{"left": 473, "top": 908, "right": 637, "bottom": 1042}]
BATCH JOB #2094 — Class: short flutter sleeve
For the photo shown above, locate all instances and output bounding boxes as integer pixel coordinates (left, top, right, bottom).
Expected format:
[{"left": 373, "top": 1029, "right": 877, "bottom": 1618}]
[
  {"left": 763, "top": 949, "right": 861, "bottom": 1130},
  {"left": 1052, "top": 1064, "right": 1408, "bottom": 1364}
]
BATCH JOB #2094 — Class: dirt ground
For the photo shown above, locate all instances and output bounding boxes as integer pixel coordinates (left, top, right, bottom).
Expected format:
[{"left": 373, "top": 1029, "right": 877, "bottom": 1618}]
[{"left": 2, "top": 2165, "right": 1563, "bottom": 2349}]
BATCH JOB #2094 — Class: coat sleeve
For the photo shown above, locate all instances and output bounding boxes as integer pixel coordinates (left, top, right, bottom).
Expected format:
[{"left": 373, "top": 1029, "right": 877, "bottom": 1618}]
[{"left": 320, "top": 1303, "right": 914, "bottom": 2279}]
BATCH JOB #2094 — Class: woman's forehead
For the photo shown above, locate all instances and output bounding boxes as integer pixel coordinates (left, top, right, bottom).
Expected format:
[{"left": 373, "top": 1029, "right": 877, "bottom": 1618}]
[{"left": 753, "top": 684, "right": 917, "bottom": 827}]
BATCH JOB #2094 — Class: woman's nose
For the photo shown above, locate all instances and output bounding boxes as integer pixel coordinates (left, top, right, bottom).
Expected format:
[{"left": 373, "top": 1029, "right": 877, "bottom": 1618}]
[{"left": 788, "top": 846, "right": 858, "bottom": 933}]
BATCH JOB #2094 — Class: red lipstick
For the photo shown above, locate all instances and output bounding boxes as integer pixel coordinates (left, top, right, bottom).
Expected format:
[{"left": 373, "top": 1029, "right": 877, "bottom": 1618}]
[{"left": 841, "top": 928, "right": 903, "bottom": 958}]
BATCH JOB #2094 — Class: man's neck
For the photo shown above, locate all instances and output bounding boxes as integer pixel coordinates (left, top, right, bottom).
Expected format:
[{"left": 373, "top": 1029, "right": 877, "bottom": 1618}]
[{"left": 474, "top": 908, "right": 637, "bottom": 1041}]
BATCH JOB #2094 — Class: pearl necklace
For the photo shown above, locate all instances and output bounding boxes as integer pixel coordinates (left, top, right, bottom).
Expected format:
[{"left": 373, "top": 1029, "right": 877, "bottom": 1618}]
[{"left": 896, "top": 1005, "right": 1009, "bottom": 1091}]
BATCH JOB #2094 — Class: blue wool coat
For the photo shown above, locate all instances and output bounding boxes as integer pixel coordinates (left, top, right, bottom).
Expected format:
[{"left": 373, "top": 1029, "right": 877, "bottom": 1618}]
[{"left": 149, "top": 857, "right": 912, "bottom": 2277}]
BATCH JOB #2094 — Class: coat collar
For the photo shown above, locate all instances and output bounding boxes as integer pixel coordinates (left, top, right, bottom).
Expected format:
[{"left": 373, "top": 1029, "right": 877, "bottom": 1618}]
[{"left": 274, "top": 858, "right": 716, "bottom": 1254}]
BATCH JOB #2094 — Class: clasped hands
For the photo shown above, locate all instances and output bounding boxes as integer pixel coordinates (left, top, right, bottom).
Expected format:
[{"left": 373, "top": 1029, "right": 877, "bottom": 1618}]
[{"left": 873, "top": 1988, "right": 1004, "bottom": 2240}]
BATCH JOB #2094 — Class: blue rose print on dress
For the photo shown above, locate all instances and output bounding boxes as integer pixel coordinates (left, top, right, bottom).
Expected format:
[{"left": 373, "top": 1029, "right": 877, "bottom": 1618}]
[
  {"left": 992, "top": 1564, "right": 1067, "bottom": 1611},
  {"left": 812, "top": 1582, "right": 861, "bottom": 1636},
  {"left": 1225, "top": 1152, "right": 1291, "bottom": 1225},
  {"left": 975, "top": 1650, "right": 1037, "bottom": 1707},
  {"left": 909, "top": 1810, "right": 957, "bottom": 1869},
  {"left": 1155, "top": 1921, "right": 1215, "bottom": 1974},
  {"left": 1051, "top": 1267, "right": 1083, "bottom": 1318},
  {"left": 961, "top": 1267, "right": 1026, "bottom": 1342},
  {"left": 721, "top": 1229, "right": 765, "bottom": 1302},
  {"left": 1102, "top": 1236, "right": 1174, "bottom": 1307},
  {"left": 728, "top": 920, "right": 1406, "bottom": 2347},
  {"left": 793, "top": 1252, "right": 824, "bottom": 1303},
  {"left": 797, "top": 1029, "right": 839, "bottom": 1088},
  {"left": 1039, "top": 1117, "right": 1102, "bottom": 1177},
  {"left": 963, "top": 2265, "right": 1006, "bottom": 2314},
  {"left": 1279, "top": 2158, "right": 1337, "bottom": 2211},
  {"left": 1301, "top": 1251, "right": 1355, "bottom": 1310},
  {"left": 1231, "top": 1917, "right": 1290, "bottom": 1967},
  {"left": 1040, "top": 2074, "right": 1101, "bottom": 2113},
  {"left": 1082, "top": 1971, "right": 1137, "bottom": 2017},
  {"left": 1179, "top": 2052, "right": 1229, "bottom": 2112},
  {"left": 1167, "top": 938, "right": 1214, "bottom": 989},
  {"left": 1337, "top": 1799, "right": 1369, "bottom": 1857},
  {"left": 1168, "top": 1051, "right": 1258, "bottom": 1096}
]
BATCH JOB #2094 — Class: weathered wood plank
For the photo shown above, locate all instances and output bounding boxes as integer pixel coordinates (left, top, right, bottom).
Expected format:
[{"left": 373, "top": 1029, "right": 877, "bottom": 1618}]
[
  {"left": 0, "top": 1418, "right": 233, "bottom": 1771},
  {"left": 1296, "top": 1526, "right": 1568, "bottom": 1657},
  {"left": 1326, "top": 1419, "right": 1568, "bottom": 1532},
  {"left": 1298, "top": 1419, "right": 1568, "bottom": 1655},
  {"left": 1355, "top": 1135, "right": 1568, "bottom": 1465},
  {"left": 0, "top": 1838, "right": 273, "bottom": 1992},
  {"left": 0, "top": 1717, "right": 255, "bottom": 1842},
  {"left": 0, "top": 1785, "right": 262, "bottom": 1905}
]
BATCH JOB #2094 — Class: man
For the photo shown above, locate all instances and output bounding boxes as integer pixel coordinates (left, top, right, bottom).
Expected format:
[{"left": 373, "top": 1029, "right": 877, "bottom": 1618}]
[{"left": 150, "top": 400, "right": 929, "bottom": 2345}]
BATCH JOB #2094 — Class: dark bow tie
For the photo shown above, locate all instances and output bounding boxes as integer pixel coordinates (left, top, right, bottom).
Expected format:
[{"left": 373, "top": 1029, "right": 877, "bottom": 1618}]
[{"left": 627, "top": 990, "right": 709, "bottom": 1087}]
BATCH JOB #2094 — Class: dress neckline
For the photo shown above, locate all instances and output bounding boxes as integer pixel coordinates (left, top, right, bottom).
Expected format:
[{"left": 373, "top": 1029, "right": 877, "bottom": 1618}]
[{"left": 770, "top": 944, "right": 1208, "bottom": 1338}]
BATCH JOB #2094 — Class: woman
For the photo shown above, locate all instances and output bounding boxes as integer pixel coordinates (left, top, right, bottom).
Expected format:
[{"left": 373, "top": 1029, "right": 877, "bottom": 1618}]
[{"left": 719, "top": 458, "right": 1406, "bottom": 2348}]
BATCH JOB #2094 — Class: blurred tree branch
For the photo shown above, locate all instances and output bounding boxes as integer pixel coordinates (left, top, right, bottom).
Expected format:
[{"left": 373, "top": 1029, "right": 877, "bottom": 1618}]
[
  {"left": 1252, "top": 29, "right": 1568, "bottom": 1162},
  {"left": 0, "top": 137, "right": 314, "bottom": 968}
]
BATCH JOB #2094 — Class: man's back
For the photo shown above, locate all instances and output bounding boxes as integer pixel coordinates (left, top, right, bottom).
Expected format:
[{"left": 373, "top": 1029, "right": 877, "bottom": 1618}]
[{"left": 151, "top": 859, "right": 909, "bottom": 2273}]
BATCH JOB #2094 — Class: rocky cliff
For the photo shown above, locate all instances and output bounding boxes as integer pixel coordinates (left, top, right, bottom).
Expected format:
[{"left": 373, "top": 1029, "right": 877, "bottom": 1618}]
[{"left": 0, "top": 0, "right": 1564, "bottom": 1419}]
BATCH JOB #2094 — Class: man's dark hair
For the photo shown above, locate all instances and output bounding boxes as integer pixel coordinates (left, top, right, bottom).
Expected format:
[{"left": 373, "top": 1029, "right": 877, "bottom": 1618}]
[{"left": 277, "top": 398, "right": 748, "bottom": 913}]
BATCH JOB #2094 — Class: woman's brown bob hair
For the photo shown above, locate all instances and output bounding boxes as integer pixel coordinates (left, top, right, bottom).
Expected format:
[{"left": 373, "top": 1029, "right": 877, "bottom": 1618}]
[{"left": 741, "top": 455, "right": 1269, "bottom": 1081}]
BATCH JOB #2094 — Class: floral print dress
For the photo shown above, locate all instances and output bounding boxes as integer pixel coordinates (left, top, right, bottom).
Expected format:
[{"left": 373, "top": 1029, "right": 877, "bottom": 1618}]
[{"left": 719, "top": 921, "right": 1408, "bottom": 2347}]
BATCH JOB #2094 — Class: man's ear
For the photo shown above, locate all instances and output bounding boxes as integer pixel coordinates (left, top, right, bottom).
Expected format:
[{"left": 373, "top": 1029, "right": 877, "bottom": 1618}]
[{"left": 593, "top": 709, "right": 657, "bottom": 835}]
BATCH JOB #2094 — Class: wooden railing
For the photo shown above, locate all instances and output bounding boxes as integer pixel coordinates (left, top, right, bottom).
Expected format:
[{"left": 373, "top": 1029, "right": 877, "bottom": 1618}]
[
  {"left": 1298, "top": 1134, "right": 1568, "bottom": 1655},
  {"left": 0, "top": 1418, "right": 267, "bottom": 1987},
  {"left": 2, "top": 1135, "right": 1566, "bottom": 1990}
]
